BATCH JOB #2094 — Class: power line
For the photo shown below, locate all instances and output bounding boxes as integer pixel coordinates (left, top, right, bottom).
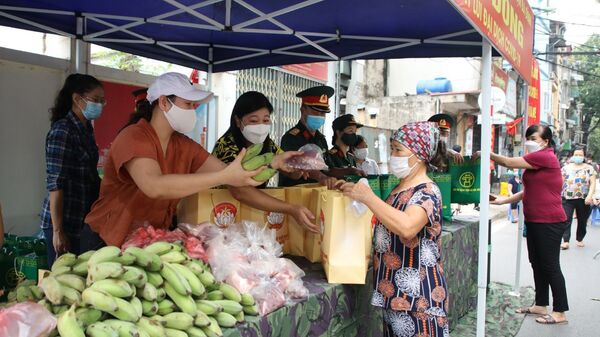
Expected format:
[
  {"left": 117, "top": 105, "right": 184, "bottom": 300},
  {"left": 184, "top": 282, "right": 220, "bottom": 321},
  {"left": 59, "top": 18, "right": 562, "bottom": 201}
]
[
  {"left": 535, "top": 57, "right": 600, "bottom": 80},
  {"left": 537, "top": 51, "right": 600, "bottom": 55},
  {"left": 534, "top": 15, "right": 600, "bottom": 28}
]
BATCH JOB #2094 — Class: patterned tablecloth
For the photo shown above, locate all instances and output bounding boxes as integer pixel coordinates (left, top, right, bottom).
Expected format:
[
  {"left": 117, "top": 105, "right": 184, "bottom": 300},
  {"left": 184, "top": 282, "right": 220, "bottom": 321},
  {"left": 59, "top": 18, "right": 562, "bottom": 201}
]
[{"left": 223, "top": 217, "right": 479, "bottom": 337}]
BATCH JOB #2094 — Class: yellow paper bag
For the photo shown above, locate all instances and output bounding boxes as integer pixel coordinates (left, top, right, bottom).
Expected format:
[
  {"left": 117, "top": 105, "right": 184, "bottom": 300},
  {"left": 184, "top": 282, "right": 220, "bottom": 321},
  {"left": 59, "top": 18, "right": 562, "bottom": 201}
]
[
  {"left": 319, "top": 191, "right": 368, "bottom": 284},
  {"left": 304, "top": 187, "right": 328, "bottom": 262},
  {"left": 178, "top": 189, "right": 240, "bottom": 228},
  {"left": 239, "top": 188, "right": 290, "bottom": 253},
  {"left": 284, "top": 184, "right": 324, "bottom": 257}
]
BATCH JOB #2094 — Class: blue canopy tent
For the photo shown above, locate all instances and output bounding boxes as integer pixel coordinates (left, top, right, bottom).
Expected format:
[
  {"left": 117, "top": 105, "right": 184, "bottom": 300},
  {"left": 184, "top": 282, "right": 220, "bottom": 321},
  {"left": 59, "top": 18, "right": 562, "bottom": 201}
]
[{"left": 0, "top": 1, "right": 533, "bottom": 335}]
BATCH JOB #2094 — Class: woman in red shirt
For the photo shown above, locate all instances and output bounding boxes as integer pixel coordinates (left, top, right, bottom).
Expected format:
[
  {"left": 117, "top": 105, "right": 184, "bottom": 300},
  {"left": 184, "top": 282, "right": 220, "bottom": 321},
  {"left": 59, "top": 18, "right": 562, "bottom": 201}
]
[{"left": 486, "top": 124, "right": 568, "bottom": 325}]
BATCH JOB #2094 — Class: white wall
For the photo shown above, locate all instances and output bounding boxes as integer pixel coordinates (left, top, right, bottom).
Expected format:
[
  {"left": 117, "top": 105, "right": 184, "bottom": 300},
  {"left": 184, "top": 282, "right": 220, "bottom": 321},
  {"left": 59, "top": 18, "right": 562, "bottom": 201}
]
[
  {"left": 387, "top": 58, "right": 481, "bottom": 96},
  {"left": 0, "top": 59, "right": 65, "bottom": 235}
]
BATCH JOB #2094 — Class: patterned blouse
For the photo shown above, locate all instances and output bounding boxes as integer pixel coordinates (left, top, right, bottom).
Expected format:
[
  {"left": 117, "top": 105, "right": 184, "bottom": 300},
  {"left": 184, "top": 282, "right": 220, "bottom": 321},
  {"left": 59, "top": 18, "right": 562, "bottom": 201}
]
[
  {"left": 561, "top": 164, "right": 596, "bottom": 200},
  {"left": 371, "top": 182, "right": 448, "bottom": 318},
  {"left": 212, "top": 131, "right": 282, "bottom": 164}
]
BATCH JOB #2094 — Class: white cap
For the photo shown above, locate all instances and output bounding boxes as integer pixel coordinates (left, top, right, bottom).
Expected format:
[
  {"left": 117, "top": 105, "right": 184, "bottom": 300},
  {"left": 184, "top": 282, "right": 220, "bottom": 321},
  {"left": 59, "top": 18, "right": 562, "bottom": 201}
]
[{"left": 146, "top": 72, "right": 213, "bottom": 103}]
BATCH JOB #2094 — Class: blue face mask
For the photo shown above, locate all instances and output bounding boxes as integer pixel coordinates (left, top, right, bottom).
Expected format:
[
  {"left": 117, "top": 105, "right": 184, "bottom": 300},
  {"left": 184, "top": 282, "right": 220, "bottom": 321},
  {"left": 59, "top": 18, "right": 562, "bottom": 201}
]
[
  {"left": 306, "top": 115, "right": 326, "bottom": 131},
  {"left": 571, "top": 156, "right": 584, "bottom": 164},
  {"left": 81, "top": 98, "right": 104, "bottom": 120}
]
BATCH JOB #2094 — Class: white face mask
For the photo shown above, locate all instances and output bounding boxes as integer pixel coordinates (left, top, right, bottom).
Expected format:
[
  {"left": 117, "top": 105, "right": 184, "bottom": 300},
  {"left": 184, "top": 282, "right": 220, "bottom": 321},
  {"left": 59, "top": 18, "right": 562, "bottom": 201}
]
[
  {"left": 354, "top": 148, "right": 369, "bottom": 160},
  {"left": 389, "top": 154, "right": 417, "bottom": 179},
  {"left": 524, "top": 140, "right": 542, "bottom": 154},
  {"left": 164, "top": 99, "right": 196, "bottom": 134},
  {"left": 241, "top": 123, "right": 271, "bottom": 144}
]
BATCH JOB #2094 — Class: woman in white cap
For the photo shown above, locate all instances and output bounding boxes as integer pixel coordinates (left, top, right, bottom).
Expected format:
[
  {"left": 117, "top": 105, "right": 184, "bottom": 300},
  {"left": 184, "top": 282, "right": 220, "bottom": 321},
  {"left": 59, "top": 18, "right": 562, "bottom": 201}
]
[{"left": 82, "top": 73, "right": 314, "bottom": 250}]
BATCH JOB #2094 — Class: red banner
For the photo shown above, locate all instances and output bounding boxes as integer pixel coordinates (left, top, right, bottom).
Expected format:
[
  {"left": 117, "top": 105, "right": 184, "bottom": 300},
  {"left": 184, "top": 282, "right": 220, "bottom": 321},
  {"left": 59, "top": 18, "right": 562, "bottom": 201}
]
[
  {"left": 449, "top": 0, "right": 535, "bottom": 84},
  {"left": 527, "top": 58, "right": 541, "bottom": 125},
  {"left": 281, "top": 62, "right": 328, "bottom": 82},
  {"left": 492, "top": 63, "right": 508, "bottom": 92}
]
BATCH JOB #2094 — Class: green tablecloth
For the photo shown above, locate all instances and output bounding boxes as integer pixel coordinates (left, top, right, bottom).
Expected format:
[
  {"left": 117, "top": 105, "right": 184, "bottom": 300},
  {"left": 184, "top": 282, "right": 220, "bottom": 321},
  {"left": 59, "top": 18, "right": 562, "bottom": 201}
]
[{"left": 223, "top": 217, "right": 479, "bottom": 336}]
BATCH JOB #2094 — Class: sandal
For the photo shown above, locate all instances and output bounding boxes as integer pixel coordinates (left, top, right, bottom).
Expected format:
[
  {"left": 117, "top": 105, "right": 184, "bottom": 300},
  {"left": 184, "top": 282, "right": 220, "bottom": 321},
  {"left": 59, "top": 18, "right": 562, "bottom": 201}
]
[
  {"left": 536, "top": 314, "right": 568, "bottom": 325},
  {"left": 515, "top": 307, "right": 546, "bottom": 316},
  {"left": 576, "top": 241, "right": 585, "bottom": 247},
  {"left": 561, "top": 242, "right": 569, "bottom": 250}
]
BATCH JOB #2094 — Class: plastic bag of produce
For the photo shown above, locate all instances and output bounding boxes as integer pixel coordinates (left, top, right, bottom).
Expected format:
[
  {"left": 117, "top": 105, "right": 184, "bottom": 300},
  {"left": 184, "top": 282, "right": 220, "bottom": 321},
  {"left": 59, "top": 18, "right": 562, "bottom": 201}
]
[
  {"left": 178, "top": 222, "right": 221, "bottom": 242},
  {"left": 284, "top": 144, "right": 328, "bottom": 171},
  {"left": 0, "top": 302, "right": 57, "bottom": 337},
  {"left": 250, "top": 279, "right": 286, "bottom": 316}
]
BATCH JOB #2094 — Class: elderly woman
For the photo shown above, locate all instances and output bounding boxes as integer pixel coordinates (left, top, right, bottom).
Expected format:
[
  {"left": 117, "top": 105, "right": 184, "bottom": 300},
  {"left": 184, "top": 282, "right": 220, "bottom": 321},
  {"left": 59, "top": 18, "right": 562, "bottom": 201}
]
[
  {"left": 339, "top": 121, "right": 448, "bottom": 337},
  {"left": 484, "top": 124, "right": 568, "bottom": 325}
]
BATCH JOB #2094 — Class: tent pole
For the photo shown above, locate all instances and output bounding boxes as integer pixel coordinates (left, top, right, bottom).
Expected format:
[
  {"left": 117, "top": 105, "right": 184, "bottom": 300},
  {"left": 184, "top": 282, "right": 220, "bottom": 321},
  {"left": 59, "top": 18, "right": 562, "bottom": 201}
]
[
  {"left": 335, "top": 60, "right": 341, "bottom": 117},
  {"left": 510, "top": 81, "right": 530, "bottom": 296},
  {"left": 476, "top": 39, "right": 493, "bottom": 337},
  {"left": 75, "top": 15, "right": 84, "bottom": 73}
]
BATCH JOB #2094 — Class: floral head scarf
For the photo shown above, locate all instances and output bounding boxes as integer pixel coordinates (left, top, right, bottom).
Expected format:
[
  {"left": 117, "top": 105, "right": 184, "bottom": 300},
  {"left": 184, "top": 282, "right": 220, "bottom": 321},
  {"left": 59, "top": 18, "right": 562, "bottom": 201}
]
[{"left": 391, "top": 121, "right": 440, "bottom": 163}]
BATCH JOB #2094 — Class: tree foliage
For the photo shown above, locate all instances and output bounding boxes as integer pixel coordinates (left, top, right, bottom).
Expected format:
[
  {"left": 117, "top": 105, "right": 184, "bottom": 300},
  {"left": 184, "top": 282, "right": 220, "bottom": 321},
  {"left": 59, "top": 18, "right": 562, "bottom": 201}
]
[{"left": 574, "top": 34, "right": 600, "bottom": 158}]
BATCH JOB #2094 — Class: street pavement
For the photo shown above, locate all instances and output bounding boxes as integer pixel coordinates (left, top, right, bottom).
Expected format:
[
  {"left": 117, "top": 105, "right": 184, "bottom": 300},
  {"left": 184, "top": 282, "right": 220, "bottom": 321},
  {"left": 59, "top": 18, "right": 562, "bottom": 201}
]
[{"left": 479, "top": 205, "right": 600, "bottom": 337}]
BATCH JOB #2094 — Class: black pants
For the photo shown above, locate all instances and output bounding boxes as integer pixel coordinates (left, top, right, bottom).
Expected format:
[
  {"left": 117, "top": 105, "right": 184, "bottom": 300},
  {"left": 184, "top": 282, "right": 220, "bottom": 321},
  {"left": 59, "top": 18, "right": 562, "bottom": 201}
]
[
  {"left": 42, "top": 228, "right": 81, "bottom": 267},
  {"left": 80, "top": 223, "right": 106, "bottom": 252},
  {"left": 525, "top": 221, "right": 569, "bottom": 312},
  {"left": 562, "top": 198, "right": 590, "bottom": 242}
]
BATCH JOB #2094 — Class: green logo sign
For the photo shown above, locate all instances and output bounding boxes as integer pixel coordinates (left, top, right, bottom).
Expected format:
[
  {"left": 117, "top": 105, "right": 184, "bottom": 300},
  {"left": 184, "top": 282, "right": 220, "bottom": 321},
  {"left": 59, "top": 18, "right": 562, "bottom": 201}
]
[{"left": 459, "top": 172, "right": 475, "bottom": 188}]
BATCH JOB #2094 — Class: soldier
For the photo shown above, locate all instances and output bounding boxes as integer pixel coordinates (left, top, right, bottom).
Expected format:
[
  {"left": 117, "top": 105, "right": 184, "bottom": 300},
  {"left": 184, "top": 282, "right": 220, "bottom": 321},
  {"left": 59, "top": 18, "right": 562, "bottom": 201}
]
[
  {"left": 428, "top": 113, "right": 464, "bottom": 172},
  {"left": 279, "top": 85, "right": 338, "bottom": 188},
  {"left": 324, "top": 114, "right": 366, "bottom": 178}
]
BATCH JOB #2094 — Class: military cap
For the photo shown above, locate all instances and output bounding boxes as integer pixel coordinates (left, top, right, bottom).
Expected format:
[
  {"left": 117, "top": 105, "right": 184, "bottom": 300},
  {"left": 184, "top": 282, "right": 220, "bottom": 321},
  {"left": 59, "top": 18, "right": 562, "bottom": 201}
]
[
  {"left": 296, "top": 85, "right": 335, "bottom": 113},
  {"left": 332, "top": 114, "right": 363, "bottom": 131},
  {"left": 428, "top": 113, "right": 454, "bottom": 130}
]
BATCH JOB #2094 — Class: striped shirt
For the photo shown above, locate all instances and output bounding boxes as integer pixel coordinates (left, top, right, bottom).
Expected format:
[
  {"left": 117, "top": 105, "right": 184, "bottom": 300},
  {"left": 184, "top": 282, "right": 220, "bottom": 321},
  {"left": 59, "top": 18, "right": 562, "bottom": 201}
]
[{"left": 40, "top": 111, "right": 100, "bottom": 236}]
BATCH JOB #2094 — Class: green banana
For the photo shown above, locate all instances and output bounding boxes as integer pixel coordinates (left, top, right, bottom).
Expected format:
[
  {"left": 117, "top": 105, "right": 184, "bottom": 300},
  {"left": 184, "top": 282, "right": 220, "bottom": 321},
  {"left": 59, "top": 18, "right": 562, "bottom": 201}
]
[
  {"left": 137, "top": 317, "right": 165, "bottom": 337},
  {"left": 57, "top": 305, "right": 85, "bottom": 337},
  {"left": 160, "top": 251, "right": 188, "bottom": 264},
  {"left": 103, "top": 319, "right": 140, "bottom": 337},
  {"left": 53, "top": 305, "right": 70, "bottom": 315},
  {"left": 71, "top": 261, "right": 89, "bottom": 276},
  {"left": 124, "top": 246, "right": 152, "bottom": 268},
  {"left": 138, "top": 282, "right": 158, "bottom": 301},
  {"left": 243, "top": 304, "right": 259, "bottom": 316},
  {"left": 193, "top": 310, "right": 211, "bottom": 328},
  {"left": 215, "top": 312, "right": 237, "bottom": 328},
  {"left": 211, "top": 300, "right": 242, "bottom": 315},
  {"left": 88, "top": 246, "right": 121, "bottom": 266},
  {"left": 56, "top": 274, "right": 86, "bottom": 292},
  {"left": 164, "top": 281, "right": 197, "bottom": 316},
  {"left": 171, "top": 263, "right": 205, "bottom": 297},
  {"left": 121, "top": 265, "right": 148, "bottom": 287},
  {"left": 164, "top": 312, "right": 194, "bottom": 330},
  {"left": 86, "top": 322, "right": 119, "bottom": 337},
  {"left": 146, "top": 271, "right": 164, "bottom": 288},
  {"left": 195, "top": 300, "right": 222, "bottom": 316},
  {"left": 82, "top": 288, "right": 118, "bottom": 313},
  {"left": 197, "top": 271, "right": 216, "bottom": 288},
  {"left": 51, "top": 265, "right": 73, "bottom": 276},
  {"left": 40, "top": 275, "right": 64, "bottom": 305},
  {"left": 76, "top": 250, "right": 95, "bottom": 262},
  {"left": 38, "top": 299, "right": 54, "bottom": 312},
  {"left": 183, "top": 260, "right": 204, "bottom": 277},
  {"left": 160, "top": 262, "right": 191, "bottom": 296},
  {"left": 187, "top": 326, "right": 208, "bottom": 337},
  {"left": 110, "top": 296, "right": 141, "bottom": 322},
  {"left": 147, "top": 252, "right": 164, "bottom": 272},
  {"left": 62, "top": 284, "right": 81, "bottom": 305},
  {"left": 242, "top": 143, "right": 263, "bottom": 164},
  {"left": 131, "top": 296, "right": 143, "bottom": 318},
  {"left": 156, "top": 287, "right": 167, "bottom": 302},
  {"left": 90, "top": 278, "right": 134, "bottom": 298},
  {"left": 203, "top": 317, "right": 223, "bottom": 337},
  {"left": 242, "top": 153, "right": 269, "bottom": 171},
  {"left": 149, "top": 315, "right": 167, "bottom": 326},
  {"left": 89, "top": 262, "right": 125, "bottom": 282},
  {"left": 165, "top": 328, "right": 189, "bottom": 337},
  {"left": 144, "top": 241, "right": 175, "bottom": 255},
  {"left": 142, "top": 300, "right": 159, "bottom": 316},
  {"left": 207, "top": 290, "right": 223, "bottom": 301},
  {"left": 234, "top": 310, "right": 245, "bottom": 323},
  {"left": 16, "top": 284, "right": 33, "bottom": 302},
  {"left": 157, "top": 299, "right": 176, "bottom": 316},
  {"left": 252, "top": 167, "right": 277, "bottom": 182},
  {"left": 75, "top": 307, "right": 103, "bottom": 327},
  {"left": 219, "top": 283, "right": 242, "bottom": 303},
  {"left": 115, "top": 251, "right": 136, "bottom": 266},
  {"left": 240, "top": 293, "right": 255, "bottom": 306},
  {"left": 52, "top": 253, "right": 78, "bottom": 271}
]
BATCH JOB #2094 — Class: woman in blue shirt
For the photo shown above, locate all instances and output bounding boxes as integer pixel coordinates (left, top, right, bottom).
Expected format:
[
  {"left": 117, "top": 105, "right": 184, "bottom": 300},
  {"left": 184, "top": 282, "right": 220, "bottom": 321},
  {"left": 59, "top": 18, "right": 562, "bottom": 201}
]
[{"left": 40, "top": 74, "right": 104, "bottom": 265}]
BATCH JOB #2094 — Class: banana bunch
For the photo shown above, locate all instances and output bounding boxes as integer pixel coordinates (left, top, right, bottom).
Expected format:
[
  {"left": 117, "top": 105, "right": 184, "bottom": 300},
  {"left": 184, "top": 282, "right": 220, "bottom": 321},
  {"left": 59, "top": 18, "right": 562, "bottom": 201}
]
[
  {"left": 31, "top": 242, "right": 259, "bottom": 337},
  {"left": 241, "top": 143, "right": 278, "bottom": 182}
]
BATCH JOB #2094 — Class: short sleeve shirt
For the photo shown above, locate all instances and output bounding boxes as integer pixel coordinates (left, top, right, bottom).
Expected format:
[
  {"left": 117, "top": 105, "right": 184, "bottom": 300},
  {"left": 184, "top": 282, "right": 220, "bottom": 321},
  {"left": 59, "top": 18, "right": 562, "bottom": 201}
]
[
  {"left": 85, "top": 119, "right": 210, "bottom": 246},
  {"left": 371, "top": 182, "right": 448, "bottom": 318},
  {"left": 522, "top": 148, "right": 566, "bottom": 223},
  {"left": 561, "top": 164, "right": 596, "bottom": 199}
]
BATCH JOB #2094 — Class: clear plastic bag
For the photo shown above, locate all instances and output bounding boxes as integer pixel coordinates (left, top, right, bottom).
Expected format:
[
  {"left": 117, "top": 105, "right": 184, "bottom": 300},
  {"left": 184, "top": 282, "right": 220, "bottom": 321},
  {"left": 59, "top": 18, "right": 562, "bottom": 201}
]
[
  {"left": 285, "top": 144, "right": 329, "bottom": 171},
  {"left": 348, "top": 178, "right": 370, "bottom": 216},
  {"left": 0, "top": 302, "right": 57, "bottom": 337},
  {"left": 250, "top": 280, "right": 286, "bottom": 316}
]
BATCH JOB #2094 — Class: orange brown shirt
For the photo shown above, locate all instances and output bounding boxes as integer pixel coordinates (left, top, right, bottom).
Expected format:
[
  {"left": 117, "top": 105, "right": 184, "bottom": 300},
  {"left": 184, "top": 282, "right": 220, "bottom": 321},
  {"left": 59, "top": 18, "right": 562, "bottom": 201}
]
[{"left": 85, "top": 119, "right": 209, "bottom": 246}]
